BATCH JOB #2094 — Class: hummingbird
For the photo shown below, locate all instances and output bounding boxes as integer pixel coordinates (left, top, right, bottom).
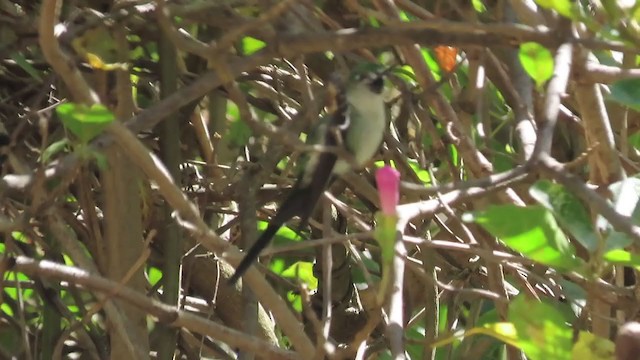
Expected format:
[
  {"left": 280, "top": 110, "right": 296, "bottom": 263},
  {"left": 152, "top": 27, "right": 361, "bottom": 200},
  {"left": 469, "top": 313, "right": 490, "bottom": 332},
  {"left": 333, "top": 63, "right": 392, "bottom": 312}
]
[{"left": 228, "top": 65, "right": 388, "bottom": 284}]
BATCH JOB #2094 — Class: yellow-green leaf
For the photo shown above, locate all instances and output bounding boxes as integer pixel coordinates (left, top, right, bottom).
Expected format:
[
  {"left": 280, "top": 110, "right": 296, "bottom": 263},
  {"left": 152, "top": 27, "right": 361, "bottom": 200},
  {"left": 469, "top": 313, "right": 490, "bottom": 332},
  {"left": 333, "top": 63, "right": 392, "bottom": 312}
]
[{"left": 519, "top": 42, "right": 554, "bottom": 88}]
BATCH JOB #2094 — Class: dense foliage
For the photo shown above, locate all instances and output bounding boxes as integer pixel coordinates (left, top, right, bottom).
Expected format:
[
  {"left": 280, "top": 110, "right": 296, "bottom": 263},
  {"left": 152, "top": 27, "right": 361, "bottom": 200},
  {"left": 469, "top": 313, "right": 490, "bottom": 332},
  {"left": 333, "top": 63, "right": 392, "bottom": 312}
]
[{"left": 2, "top": 0, "right": 640, "bottom": 359}]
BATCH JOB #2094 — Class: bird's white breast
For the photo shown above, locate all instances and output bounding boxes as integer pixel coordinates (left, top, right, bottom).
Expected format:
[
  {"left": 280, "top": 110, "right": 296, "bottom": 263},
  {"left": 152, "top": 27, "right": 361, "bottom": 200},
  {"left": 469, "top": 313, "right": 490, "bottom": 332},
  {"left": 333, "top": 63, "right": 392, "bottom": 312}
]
[{"left": 333, "top": 84, "right": 386, "bottom": 175}]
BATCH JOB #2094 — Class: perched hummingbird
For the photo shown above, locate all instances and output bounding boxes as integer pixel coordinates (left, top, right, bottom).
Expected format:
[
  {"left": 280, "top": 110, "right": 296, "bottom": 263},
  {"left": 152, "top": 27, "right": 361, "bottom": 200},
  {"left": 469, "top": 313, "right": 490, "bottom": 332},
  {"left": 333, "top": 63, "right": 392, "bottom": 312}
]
[{"left": 228, "top": 65, "right": 388, "bottom": 284}]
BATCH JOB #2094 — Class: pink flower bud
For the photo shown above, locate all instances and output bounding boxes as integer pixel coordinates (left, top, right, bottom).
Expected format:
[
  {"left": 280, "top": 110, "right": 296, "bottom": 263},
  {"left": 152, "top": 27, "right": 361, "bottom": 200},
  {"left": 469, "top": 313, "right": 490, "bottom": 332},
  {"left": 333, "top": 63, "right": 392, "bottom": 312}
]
[{"left": 375, "top": 166, "right": 400, "bottom": 215}]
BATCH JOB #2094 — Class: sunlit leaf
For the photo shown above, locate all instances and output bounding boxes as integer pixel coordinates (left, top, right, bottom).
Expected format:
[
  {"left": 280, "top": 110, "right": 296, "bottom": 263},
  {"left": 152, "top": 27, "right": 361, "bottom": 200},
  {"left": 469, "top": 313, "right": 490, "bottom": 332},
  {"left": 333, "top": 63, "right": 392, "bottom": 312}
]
[
  {"left": 420, "top": 48, "right": 441, "bottom": 81},
  {"left": 11, "top": 231, "right": 29, "bottom": 243},
  {"left": 464, "top": 205, "right": 582, "bottom": 271},
  {"left": 269, "top": 257, "right": 287, "bottom": 274},
  {"left": 407, "top": 159, "right": 431, "bottom": 184},
  {"left": 482, "top": 322, "right": 520, "bottom": 347},
  {"left": 610, "top": 79, "right": 640, "bottom": 111},
  {"left": 431, "top": 322, "right": 519, "bottom": 349},
  {"left": 62, "top": 254, "right": 74, "bottom": 266},
  {"left": 603, "top": 249, "right": 640, "bottom": 270},
  {"left": 519, "top": 42, "right": 554, "bottom": 88},
  {"left": 147, "top": 266, "right": 163, "bottom": 287},
  {"left": 4, "top": 272, "right": 33, "bottom": 300},
  {"left": 572, "top": 331, "right": 615, "bottom": 360},
  {"left": 258, "top": 220, "right": 301, "bottom": 246},
  {"left": 472, "top": 0, "right": 487, "bottom": 13},
  {"left": 286, "top": 291, "right": 302, "bottom": 312},
  {"left": 0, "top": 303, "right": 13, "bottom": 316},
  {"left": 530, "top": 180, "right": 598, "bottom": 252},
  {"left": 510, "top": 295, "right": 573, "bottom": 360},
  {"left": 281, "top": 261, "right": 317, "bottom": 289},
  {"left": 84, "top": 53, "right": 128, "bottom": 71},
  {"left": 449, "top": 144, "right": 459, "bottom": 167},
  {"left": 535, "top": 0, "right": 575, "bottom": 19},
  {"left": 241, "top": 36, "right": 266, "bottom": 55},
  {"left": 599, "top": 177, "right": 640, "bottom": 248},
  {"left": 56, "top": 103, "right": 115, "bottom": 143},
  {"left": 394, "top": 65, "right": 417, "bottom": 82}
]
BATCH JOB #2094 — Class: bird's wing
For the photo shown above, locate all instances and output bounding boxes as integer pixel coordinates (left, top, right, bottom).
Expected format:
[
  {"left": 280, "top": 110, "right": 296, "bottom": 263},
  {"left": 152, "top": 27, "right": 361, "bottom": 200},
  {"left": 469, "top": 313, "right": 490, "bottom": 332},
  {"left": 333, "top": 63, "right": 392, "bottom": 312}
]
[{"left": 228, "top": 77, "right": 350, "bottom": 284}]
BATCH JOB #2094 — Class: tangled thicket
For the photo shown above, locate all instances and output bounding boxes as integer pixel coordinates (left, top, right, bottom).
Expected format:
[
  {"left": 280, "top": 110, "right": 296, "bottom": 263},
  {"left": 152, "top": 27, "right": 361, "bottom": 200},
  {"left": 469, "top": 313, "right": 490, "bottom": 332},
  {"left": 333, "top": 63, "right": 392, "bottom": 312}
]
[{"left": 2, "top": 1, "right": 640, "bottom": 359}]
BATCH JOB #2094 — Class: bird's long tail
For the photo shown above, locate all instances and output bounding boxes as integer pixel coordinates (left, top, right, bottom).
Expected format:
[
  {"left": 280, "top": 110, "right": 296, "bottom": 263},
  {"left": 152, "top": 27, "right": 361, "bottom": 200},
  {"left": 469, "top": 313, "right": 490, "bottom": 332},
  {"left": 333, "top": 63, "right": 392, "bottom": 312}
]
[
  {"left": 228, "top": 75, "right": 346, "bottom": 284},
  {"left": 227, "top": 184, "right": 323, "bottom": 284}
]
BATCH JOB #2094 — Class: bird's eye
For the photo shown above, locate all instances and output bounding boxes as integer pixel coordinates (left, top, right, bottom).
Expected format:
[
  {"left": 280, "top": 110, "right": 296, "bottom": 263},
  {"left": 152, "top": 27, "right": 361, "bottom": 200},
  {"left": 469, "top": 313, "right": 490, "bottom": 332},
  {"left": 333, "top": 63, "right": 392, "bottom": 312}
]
[{"left": 367, "top": 75, "right": 385, "bottom": 94}]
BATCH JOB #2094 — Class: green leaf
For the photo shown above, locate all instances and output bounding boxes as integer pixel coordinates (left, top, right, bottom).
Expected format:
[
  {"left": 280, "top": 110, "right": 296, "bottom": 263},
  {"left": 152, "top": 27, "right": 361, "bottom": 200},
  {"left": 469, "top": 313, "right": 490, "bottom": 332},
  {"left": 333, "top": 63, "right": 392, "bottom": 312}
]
[
  {"left": 407, "top": 159, "right": 431, "bottom": 184},
  {"left": 56, "top": 103, "right": 114, "bottom": 143},
  {"left": 441, "top": 299, "right": 574, "bottom": 360},
  {"left": 534, "top": 0, "right": 575, "bottom": 19},
  {"left": 432, "top": 322, "right": 519, "bottom": 350},
  {"left": 605, "top": 231, "right": 633, "bottom": 252},
  {"left": 558, "top": 278, "right": 586, "bottom": 303},
  {"left": 610, "top": 177, "right": 640, "bottom": 222},
  {"left": 40, "top": 139, "right": 69, "bottom": 164},
  {"left": 448, "top": 144, "right": 459, "bottom": 167},
  {"left": 405, "top": 325, "right": 425, "bottom": 359},
  {"left": 258, "top": 220, "right": 301, "bottom": 246},
  {"left": 599, "top": 177, "right": 640, "bottom": 247},
  {"left": 572, "top": 331, "right": 615, "bottom": 360},
  {"left": 92, "top": 151, "right": 109, "bottom": 170},
  {"left": 393, "top": 65, "right": 417, "bottom": 83},
  {"left": 603, "top": 249, "right": 640, "bottom": 269},
  {"left": 629, "top": 131, "right": 640, "bottom": 150},
  {"left": 472, "top": 0, "right": 487, "bottom": 13},
  {"left": 268, "top": 257, "right": 287, "bottom": 275},
  {"left": 227, "top": 117, "right": 252, "bottom": 148},
  {"left": 11, "top": 231, "right": 28, "bottom": 243},
  {"left": 609, "top": 79, "right": 640, "bottom": 111},
  {"left": 147, "top": 267, "right": 163, "bottom": 287},
  {"left": 464, "top": 205, "right": 581, "bottom": 271},
  {"left": 350, "top": 250, "right": 381, "bottom": 285},
  {"left": 286, "top": 291, "right": 302, "bottom": 312},
  {"left": 62, "top": 254, "right": 74, "bottom": 266},
  {"left": 10, "top": 52, "right": 42, "bottom": 82},
  {"left": 489, "top": 138, "right": 516, "bottom": 172},
  {"left": 281, "top": 261, "right": 317, "bottom": 289},
  {"left": 368, "top": 16, "right": 381, "bottom": 27},
  {"left": 529, "top": 180, "right": 598, "bottom": 252},
  {"left": 519, "top": 42, "right": 554, "bottom": 88},
  {"left": 0, "top": 303, "right": 13, "bottom": 316},
  {"left": 420, "top": 48, "right": 441, "bottom": 81},
  {"left": 241, "top": 36, "right": 266, "bottom": 55},
  {"left": 509, "top": 295, "right": 573, "bottom": 360},
  {"left": 4, "top": 272, "right": 33, "bottom": 300}
]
